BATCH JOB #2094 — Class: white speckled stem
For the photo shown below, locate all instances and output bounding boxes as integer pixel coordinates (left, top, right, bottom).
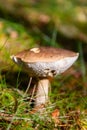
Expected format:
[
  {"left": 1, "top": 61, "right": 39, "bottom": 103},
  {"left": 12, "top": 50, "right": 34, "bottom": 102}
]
[{"left": 35, "top": 79, "right": 50, "bottom": 107}]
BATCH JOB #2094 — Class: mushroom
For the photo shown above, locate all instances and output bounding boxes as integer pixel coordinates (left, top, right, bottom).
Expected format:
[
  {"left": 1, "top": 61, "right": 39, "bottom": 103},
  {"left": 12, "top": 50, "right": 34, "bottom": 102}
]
[{"left": 11, "top": 47, "right": 79, "bottom": 107}]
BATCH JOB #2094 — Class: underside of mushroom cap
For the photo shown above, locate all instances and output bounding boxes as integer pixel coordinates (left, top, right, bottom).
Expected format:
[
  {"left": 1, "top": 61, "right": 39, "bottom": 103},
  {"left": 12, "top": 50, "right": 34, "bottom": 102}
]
[{"left": 11, "top": 47, "right": 79, "bottom": 77}]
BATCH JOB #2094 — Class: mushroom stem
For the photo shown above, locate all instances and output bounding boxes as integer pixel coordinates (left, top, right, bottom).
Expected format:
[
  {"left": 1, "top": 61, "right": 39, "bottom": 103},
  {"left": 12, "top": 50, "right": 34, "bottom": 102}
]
[{"left": 35, "top": 78, "right": 50, "bottom": 107}]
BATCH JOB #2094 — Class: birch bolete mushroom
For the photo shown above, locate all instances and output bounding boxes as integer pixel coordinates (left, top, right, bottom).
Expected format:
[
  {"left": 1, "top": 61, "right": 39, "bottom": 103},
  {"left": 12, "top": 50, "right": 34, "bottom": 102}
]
[{"left": 11, "top": 47, "right": 79, "bottom": 107}]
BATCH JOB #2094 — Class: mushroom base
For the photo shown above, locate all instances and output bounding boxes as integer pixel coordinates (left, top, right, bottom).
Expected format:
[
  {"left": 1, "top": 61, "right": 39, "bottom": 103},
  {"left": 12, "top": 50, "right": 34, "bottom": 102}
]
[{"left": 35, "top": 78, "right": 50, "bottom": 107}]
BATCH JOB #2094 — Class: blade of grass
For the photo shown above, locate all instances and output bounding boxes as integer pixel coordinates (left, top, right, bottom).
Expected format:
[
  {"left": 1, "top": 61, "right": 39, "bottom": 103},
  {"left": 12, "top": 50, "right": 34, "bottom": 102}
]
[
  {"left": 78, "top": 42, "right": 86, "bottom": 94},
  {"left": 78, "top": 42, "right": 86, "bottom": 79},
  {"left": 6, "top": 76, "right": 32, "bottom": 130}
]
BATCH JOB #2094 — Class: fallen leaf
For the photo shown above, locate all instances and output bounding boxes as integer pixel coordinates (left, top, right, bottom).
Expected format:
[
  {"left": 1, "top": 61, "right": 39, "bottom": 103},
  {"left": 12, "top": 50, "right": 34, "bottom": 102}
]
[{"left": 52, "top": 109, "right": 60, "bottom": 127}]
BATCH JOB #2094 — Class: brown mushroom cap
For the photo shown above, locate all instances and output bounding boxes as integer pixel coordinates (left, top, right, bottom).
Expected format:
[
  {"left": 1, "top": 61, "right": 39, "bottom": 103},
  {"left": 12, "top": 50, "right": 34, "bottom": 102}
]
[
  {"left": 11, "top": 47, "right": 79, "bottom": 77},
  {"left": 13, "top": 47, "right": 78, "bottom": 62}
]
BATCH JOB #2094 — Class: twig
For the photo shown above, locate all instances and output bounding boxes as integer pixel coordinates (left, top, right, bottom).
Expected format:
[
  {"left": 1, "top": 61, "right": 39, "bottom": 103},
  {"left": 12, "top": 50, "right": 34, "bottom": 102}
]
[{"left": 0, "top": 112, "right": 31, "bottom": 124}]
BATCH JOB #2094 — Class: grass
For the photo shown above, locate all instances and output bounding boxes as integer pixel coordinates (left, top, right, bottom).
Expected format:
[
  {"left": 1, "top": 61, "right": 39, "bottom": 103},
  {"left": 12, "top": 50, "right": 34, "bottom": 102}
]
[
  {"left": 0, "top": 18, "right": 87, "bottom": 130},
  {"left": 0, "top": 71, "right": 87, "bottom": 130},
  {"left": 0, "top": 59, "right": 87, "bottom": 130}
]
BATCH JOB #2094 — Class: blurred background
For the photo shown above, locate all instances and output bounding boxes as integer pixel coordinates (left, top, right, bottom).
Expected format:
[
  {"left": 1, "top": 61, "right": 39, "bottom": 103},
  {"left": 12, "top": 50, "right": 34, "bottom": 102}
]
[{"left": 0, "top": 0, "right": 87, "bottom": 129}]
